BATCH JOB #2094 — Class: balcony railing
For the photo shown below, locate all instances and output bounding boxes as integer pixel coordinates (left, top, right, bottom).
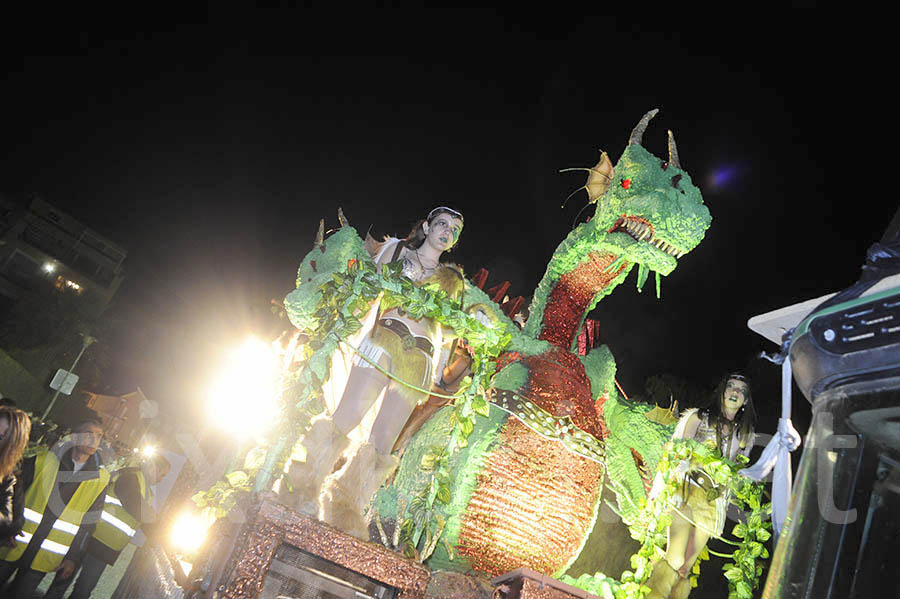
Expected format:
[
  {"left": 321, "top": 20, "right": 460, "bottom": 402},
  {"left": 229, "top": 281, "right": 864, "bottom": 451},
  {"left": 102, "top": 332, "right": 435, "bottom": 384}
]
[{"left": 21, "top": 217, "right": 121, "bottom": 287}]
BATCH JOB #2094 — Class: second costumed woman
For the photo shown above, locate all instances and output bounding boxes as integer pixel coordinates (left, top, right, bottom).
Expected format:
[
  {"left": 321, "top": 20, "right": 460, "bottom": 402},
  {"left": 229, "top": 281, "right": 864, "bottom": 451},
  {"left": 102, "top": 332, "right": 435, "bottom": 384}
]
[{"left": 647, "top": 374, "right": 757, "bottom": 599}]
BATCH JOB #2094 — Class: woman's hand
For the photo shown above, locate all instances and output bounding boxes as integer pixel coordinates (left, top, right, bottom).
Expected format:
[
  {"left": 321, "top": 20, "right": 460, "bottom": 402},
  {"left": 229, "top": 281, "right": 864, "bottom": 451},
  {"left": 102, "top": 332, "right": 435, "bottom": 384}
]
[
  {"left": 778, "top": 418, "right": 802, "bottom": 451},
  {"left": 56, "top": 559, "right": 77, "bottom": 579}
]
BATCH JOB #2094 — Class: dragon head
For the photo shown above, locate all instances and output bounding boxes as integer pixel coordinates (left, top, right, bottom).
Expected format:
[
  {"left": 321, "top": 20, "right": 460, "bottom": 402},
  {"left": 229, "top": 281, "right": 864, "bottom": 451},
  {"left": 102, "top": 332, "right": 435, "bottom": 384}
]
[{"left": 586, "top": 109, "right": 711, "bottom": 281}]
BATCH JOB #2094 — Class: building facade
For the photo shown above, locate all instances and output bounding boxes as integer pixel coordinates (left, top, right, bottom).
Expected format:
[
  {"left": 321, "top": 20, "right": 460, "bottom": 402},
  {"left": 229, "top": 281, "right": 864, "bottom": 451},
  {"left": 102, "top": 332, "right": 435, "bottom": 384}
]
[
  {"left": 0, "top": 194, "right": 127, "bottom": 410},
  {"left": 0, "top": 195, "right": 126, "bottom": 319}
]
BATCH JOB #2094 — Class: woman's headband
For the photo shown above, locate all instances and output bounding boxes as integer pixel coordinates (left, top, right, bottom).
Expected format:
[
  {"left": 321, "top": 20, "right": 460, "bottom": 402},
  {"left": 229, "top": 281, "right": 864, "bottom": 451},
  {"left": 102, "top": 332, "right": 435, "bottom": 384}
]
[{"left": 427, "top": 206, "right": 464, "bottom": 221}]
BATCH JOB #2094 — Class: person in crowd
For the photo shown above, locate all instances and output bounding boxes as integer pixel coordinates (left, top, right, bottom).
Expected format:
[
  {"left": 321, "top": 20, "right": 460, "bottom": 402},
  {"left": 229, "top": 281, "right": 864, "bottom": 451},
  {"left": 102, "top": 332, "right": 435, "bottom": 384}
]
[
  {"left": 0, "top": 418, "right": 108, "bottom": 598},
  {"left": 647, "top": 374, "right": 756, "bottom": 599},
  {"left": 290, "top": 207, "right": 466, "bottom": 537},
  {"left": 45, "top": 453, "right": 171, "bottom": 599},
  {"left": 0, "top": 405, "right": 31, "bottom": 541}
]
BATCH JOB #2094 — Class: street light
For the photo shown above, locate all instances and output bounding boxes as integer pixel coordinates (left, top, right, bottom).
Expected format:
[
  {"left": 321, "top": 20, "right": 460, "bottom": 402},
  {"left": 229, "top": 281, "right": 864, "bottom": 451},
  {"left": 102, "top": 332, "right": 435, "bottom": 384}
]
[
  {"left": 205, "top": 336, "right": 279, "bottom": 438},
  {"left": 41, "top": 333, "right": 96, "bottom": 421},
  {"left": 169, "top": 508, "right": 215, "bottom": 555}
]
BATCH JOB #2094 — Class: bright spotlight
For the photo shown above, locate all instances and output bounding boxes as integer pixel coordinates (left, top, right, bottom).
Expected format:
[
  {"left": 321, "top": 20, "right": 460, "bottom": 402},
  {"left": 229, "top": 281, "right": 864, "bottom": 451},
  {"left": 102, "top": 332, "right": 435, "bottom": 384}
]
[
  {"left": 141, "top": 445, "right": 157, "bottom": 457},
  {"left": 206, "top": 336, "right": 279, "bottom": 437},
  {"left": 43, "top": 263, "right": 56, "bottom": 274},
  {"left": 170, "top": 509, "right": 215, "bottom": 554}
]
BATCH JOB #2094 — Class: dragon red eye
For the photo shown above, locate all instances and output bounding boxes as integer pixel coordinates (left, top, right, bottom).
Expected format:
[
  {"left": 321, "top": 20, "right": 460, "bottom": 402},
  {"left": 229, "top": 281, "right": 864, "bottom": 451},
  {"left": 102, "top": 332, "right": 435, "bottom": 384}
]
[{"left": 620, "top": 179, "right": 631, "bottom": 190}]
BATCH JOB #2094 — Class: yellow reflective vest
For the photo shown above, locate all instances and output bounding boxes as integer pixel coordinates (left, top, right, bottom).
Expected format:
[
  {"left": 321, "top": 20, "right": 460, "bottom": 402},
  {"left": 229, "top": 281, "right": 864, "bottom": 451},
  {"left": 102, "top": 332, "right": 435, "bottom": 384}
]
[
  {"left": 91, "top": 469, "right": 149, "bottom": 553},
  {"left": 0, "top": 448, "right": 109, "bottom": 572}
]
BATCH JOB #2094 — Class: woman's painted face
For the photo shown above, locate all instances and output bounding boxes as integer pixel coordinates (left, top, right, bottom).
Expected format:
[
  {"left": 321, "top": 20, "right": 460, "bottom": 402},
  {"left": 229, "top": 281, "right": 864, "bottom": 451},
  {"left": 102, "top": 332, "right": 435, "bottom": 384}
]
[
  {"left": 423, "top": 214, "right": 463, "bottom": 252},
  {"left": 722, "top": 378, "right": 749, "bottom": 414}
]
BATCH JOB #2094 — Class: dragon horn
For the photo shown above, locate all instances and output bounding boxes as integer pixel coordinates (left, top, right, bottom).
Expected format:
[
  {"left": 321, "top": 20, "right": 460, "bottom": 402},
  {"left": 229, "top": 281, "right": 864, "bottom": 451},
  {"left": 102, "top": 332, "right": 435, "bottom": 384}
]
[
  {"left": 314, "top": 219, "right": 325, "bottom": 246},
  {"left": 628, "top": 108, "right": 659, "bottom": 146},
  {"left": 667, "top": 130, "right": 681, "bottom": 170},
  {"left": 337, "top": 207, "right": 349, "bottom": 227}
]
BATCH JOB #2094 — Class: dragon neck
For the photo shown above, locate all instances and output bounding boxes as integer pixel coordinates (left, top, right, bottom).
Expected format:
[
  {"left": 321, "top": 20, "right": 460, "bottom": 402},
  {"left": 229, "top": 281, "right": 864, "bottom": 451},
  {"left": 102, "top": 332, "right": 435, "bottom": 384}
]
[{"left": 525, "top": 249, "right": 633, "bottom": 350}]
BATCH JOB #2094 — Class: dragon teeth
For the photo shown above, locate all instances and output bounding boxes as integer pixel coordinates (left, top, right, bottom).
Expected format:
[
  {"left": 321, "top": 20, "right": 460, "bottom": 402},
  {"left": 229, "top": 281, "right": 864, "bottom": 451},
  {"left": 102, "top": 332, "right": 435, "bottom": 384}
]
[
  {"left": 652, "top": 238, "right": 681, "bottom": 257},
  {"left": 621, "top": 217, "right": 682, "bottom": 257}
]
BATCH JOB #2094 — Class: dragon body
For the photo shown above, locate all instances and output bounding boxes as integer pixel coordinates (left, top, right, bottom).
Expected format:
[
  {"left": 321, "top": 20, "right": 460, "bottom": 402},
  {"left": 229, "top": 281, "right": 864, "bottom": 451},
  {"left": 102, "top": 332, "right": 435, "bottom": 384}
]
[{"left": 284, "top": 110, "right": 711, "bottom": 579}]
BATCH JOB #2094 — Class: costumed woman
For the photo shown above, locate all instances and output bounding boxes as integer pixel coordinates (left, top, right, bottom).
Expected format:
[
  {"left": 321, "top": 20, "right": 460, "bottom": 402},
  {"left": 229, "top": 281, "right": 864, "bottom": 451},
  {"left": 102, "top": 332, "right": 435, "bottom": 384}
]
[
  {"left": 289, "top": 207, "right": 466, "bottom": 538},
  {"left": 647, "top": 374, "right": 756, "bottom": 599}
]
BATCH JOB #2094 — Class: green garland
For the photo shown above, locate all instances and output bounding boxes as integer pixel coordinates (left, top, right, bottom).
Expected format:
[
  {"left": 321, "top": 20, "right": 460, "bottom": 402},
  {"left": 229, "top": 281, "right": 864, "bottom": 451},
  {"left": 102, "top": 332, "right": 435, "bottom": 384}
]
[
  {"left": 562, "top": 439, "right": 771, "bottom": 599},
  {"left": 192, "top": 446, "right": 268, "bottom": 519}
]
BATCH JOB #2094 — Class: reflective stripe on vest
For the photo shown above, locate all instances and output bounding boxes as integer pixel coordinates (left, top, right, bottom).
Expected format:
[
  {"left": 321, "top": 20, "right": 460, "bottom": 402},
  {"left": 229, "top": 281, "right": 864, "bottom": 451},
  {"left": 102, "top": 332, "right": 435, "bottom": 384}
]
[
  {"left": 0, "top": 448, "right": 109, "bottom": 572},
  {"left": 91, "top": 470, "right": 149, "bottom": 553},
  {"left": 13, "top": 531, "right": 69, "bottom": 556}
]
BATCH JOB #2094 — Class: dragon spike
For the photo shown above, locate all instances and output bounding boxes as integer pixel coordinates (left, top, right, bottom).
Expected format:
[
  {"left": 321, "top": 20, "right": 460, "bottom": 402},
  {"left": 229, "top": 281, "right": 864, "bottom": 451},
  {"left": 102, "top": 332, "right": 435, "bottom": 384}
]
[
  {"left": 337, "top": 207, "right": 349, "bottom": 227},
  {"left": 667, "top": 130, "right": 681, "bottom": 170},
  {"left": 604, "top": 254, "right": 626, "bottom": 274},
  {"left": 628, "top": 108, "right": 659, "bottom": 146},
  {"left": 314, "top": 219, "right": 325, "bottom": 246},
  {"left": 636, "top": 262, "right": 649, "bottom": 292}
]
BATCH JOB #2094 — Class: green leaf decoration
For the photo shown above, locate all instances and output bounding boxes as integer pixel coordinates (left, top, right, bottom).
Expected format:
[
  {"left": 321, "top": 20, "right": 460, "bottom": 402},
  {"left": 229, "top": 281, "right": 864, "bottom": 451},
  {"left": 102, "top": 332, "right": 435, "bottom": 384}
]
[
  {"left": 472, "top": 396, "right": 490, "bottom": 417},
  {"left": 243, "top": 447, "right": 267, "bottom": 471},
  {"left": 225, "top": 470, "right": 250, "bottom": 488},
  {"left": 420, "top": 452, "right": 436, "bottom": 471},
  {"left": 749, "top": 542, "right": 763, "bottom": 558},
  {"left": 436, "top": 483, "right": 452, "bottom": 505}
]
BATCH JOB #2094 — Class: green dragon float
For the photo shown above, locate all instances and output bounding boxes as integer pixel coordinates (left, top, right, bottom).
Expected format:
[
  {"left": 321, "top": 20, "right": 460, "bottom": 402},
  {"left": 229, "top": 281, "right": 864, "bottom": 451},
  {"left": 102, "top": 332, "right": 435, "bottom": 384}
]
[
  {"left": 365, "top": 107, "right": 709, "bottom": 573},
  {"left": 248, "top": 110, "right": 770, "bottom": 597}
]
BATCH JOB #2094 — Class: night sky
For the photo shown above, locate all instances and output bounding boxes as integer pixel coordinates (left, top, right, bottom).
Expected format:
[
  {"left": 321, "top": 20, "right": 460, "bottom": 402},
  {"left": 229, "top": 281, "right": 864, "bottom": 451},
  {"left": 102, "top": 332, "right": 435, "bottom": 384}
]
[{"left": 0, "top": 16, "right": 879, "bottom": 439}]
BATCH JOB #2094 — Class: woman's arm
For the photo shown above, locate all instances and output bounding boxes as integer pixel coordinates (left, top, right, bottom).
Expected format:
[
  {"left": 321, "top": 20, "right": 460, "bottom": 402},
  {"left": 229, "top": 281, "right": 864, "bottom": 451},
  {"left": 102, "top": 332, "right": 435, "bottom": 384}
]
[
  {"left": 373, "top": 238, "right": 405, "bottom": 266},
  {"left": 674, "top": 411, "right": 701, "bottom": 441},
  {"left": 438, "top": 341, "right": 472, "bottom": 392},
  {"left": 738, "top": 431, "right": 757, "bottom": 458}
]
